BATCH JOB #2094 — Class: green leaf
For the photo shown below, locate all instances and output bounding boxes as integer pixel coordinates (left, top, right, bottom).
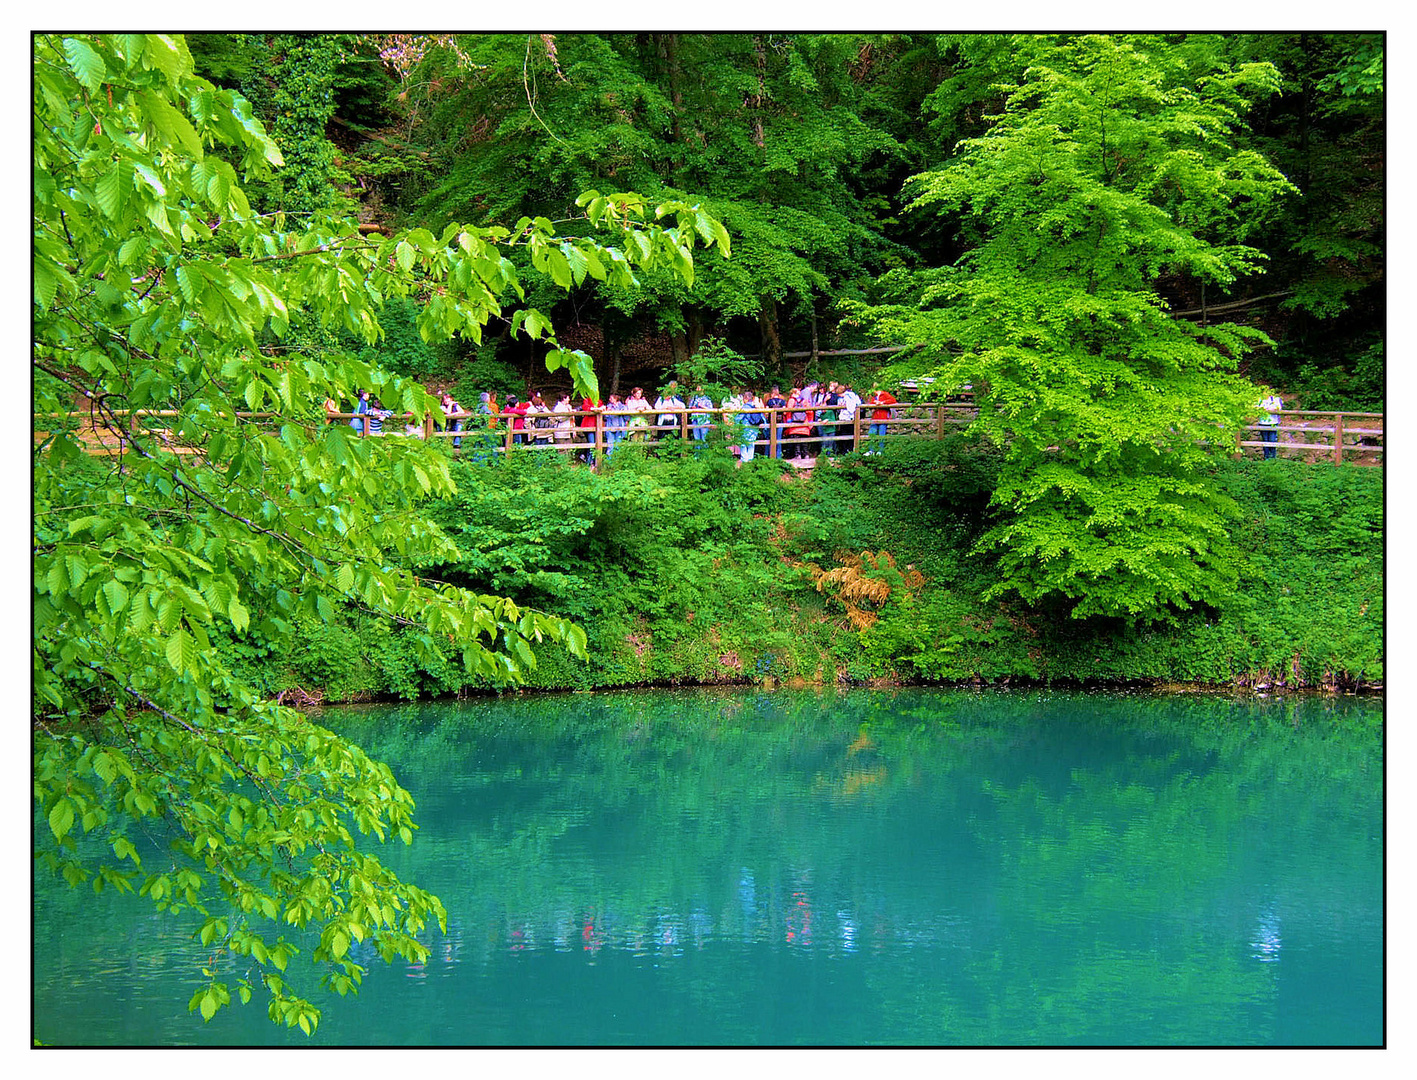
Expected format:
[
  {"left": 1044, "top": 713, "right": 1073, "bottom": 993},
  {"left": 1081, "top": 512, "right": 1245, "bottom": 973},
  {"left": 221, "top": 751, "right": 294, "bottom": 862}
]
[
  {"left": 174, "top": 265, "right": 197, "bottom": 302},
  {"left": 118, "top": 235, "right": 148, "bottom": 267},
  {"left": 34, "top": 261, "right": 58, "bottom": 311},
  {"left": 45, "top": 558, "right": 69, "bottom": 597},
  {"left": 132, "top": 160, "right": 167, "bottom": 198},
  {"left": 566, "top": 624, "right": 589, "bottom": 661},
  {"left": 102, "top": 580, "right": 130, "bottom": 616},
  {"left": 49, "top": 798, "right": 76, "bottom": 841},
  {"left": 200, "top": 991, "right": 217, "bottom": 1022},
  {"left": 140, "top": 88, "right": 204, "bottom": 159},
  {"left": 143, "top": 35, "right": 187, "bottom": 86},
  {"left": 165, "top": 626, "right": 194, "bottom": 675},
  {"left": 95, "top": 165, "right": 126, "bottom": 220},
  {"left": 228, "top": 596, "right": 250, "bottom": 634},
  {"left": 62, "top": 37, "right": 106, "bottom": 94},
  {"left": 93, "top": 752, "right": 118, "bottom": 785}
]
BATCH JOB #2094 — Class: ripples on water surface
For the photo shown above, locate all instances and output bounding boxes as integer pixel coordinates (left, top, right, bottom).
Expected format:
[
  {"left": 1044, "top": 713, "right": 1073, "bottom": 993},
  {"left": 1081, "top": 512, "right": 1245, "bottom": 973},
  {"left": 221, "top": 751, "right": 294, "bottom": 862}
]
[{"left": 33, "top": 689, "right": 1383, "bottom": 1046}]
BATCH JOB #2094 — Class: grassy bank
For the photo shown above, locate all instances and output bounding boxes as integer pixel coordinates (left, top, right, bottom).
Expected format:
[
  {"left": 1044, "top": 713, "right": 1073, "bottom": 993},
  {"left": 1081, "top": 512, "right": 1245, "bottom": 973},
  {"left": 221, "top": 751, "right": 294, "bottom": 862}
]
[{"left": 217, "top": 436, "right": 1383, "bottom": 701}]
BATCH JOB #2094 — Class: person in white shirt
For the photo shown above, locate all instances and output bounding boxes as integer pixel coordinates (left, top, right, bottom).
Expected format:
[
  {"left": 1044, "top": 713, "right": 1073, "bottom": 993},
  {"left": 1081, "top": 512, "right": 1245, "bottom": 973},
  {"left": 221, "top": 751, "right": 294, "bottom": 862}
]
[
  {"left": 552, "top": 392, "right": 574, "bottom": 448},
  {"left": 654, "top": 382, "right": 686, "bottom": 440},
  {"left": 1258, "top": 392, "right": 1282, "bottom": 460},
  {"left": 836, "top": 384, "right": 863, "bottom": 452}
]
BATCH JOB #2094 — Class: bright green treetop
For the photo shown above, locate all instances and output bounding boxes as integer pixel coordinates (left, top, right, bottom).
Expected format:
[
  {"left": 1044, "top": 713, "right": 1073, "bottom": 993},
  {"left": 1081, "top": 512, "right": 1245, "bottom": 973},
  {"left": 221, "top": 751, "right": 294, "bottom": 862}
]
[{"left": 852, "top": 34, "right": 1296, "bottom": 620}]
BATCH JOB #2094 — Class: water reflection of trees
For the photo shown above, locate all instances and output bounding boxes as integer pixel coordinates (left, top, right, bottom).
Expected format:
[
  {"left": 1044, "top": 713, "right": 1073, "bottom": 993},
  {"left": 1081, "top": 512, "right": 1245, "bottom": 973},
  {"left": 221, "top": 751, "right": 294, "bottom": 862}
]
[{"left": 323, "top": 688, "right": 1381, "bottom": 1044}]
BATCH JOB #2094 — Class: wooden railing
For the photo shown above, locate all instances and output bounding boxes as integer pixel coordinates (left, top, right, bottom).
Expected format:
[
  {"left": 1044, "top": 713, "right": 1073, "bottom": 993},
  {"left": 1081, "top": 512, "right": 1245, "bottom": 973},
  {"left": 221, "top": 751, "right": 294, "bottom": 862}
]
[
  {"left": 1235, "top": 411, "right": 1384, "bottom": 465},
  {"left": 39, "top": 403, "right": 1384, "bottom": 466},
  {"left": 33, "top": 409, "right": 278, "bottom": 456},
  {"left": 325, "top": 401, "right": 982, "bottom": 460}
]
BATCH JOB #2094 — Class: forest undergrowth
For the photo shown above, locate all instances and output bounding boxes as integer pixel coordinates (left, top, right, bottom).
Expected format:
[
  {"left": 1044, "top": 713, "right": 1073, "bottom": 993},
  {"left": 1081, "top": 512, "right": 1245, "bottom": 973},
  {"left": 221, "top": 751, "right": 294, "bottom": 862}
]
[{"left": 215, "top": 437, "right": 1384, "bottom": 702}]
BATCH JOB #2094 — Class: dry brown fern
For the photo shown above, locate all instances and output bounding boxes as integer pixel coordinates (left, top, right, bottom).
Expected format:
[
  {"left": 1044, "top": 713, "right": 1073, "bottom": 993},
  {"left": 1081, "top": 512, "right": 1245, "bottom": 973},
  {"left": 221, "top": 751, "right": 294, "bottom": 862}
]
[{"left": 793, "top": 549, "right": 925, "bottom": 630}]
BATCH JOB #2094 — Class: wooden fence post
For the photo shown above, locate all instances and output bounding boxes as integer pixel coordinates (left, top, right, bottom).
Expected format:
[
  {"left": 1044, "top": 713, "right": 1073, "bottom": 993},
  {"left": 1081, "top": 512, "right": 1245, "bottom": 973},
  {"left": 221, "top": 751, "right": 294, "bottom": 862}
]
[
  {"left": 769, "top": 408, "right": 778, "bottom": 459},
  {"left": 936, "top": 403, "right": 944, "bottom": 440},
  {"left": 853, "top": 412, "right": 862, "bottom": 453},
  {"left": 1334, "top": 413, "right": 1344, "bottom": 466}
]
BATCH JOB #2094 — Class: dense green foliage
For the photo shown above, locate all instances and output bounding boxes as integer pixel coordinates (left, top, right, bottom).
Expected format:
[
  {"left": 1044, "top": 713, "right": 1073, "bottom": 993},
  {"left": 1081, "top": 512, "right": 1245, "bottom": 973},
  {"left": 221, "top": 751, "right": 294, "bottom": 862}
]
[
  {"left": 852, "top": 36, "right": 1297, "bottom": 620},
  {"left": 389, "top": 33, "right": 910, "bottom": 367},
  {"left": 33, "top": 30, "right": 1382, "bottom": 1040},
  {"left": 33, "top": 32, "right": 724, "bottom": 1035},
  {"left": 234, "top": 444, "right": 1379, "bottom": 701},
  {"left": 1233, "top": 33, "right": 1384, "bottom": 408},
  {"left": 180, "top": 29, "right": 1381, "bottom": 626},
  {"left": 220, "top": 31, "right": 1381, "bottom": 408}
]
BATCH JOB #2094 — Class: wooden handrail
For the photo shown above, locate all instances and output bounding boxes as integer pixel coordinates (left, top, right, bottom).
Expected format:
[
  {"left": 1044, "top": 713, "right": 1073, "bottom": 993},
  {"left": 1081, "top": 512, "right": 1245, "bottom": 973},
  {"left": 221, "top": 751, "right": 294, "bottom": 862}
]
[{"left": 39, "top": 402, "right": 1384, "bottom": 465}]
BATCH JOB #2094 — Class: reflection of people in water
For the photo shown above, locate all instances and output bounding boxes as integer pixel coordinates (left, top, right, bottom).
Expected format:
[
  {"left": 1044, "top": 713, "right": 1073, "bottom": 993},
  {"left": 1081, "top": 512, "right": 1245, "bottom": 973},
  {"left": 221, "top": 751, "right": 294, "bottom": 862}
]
[
  {"left": 785, "top": 888, "right": 813, "bottom": 946},
  {"left": 509, "top": 922, "right": 531, "bottom": 952},
  {"left": 493, "top": 883, "right": 875, "bottom": 959},
  {"left": 837, "top": 910, "right": 859, "bottom": 953},
  {"left": 582, "top": 914, "right": 604, "bottom": 956}
]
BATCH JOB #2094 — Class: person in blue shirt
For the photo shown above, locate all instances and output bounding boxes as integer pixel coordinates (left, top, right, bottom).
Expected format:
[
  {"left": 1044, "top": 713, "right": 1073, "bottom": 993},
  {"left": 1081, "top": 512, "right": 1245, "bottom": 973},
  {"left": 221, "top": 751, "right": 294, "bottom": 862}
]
[
  {"left": 739, "top": 390, "right": 766, "bottom": 462},
  {"left": 603, "top": 393, "right": 629, "bottom": 454},
  {"left": 764, "top": 386, "right": 787, "bottom": 457},
  {"left": 689, "top": 386, "right": 714, "bottom": 444},
  {"left": 350, "top": 390, "right": 371, "bottom": 435}
]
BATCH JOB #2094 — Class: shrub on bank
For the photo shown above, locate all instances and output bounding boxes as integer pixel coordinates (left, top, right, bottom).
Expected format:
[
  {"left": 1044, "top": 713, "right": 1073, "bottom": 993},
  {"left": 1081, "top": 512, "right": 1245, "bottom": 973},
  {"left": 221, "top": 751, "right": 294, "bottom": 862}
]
[{"left": 222, "top": 444, "right": 1381, "bottom": 700}]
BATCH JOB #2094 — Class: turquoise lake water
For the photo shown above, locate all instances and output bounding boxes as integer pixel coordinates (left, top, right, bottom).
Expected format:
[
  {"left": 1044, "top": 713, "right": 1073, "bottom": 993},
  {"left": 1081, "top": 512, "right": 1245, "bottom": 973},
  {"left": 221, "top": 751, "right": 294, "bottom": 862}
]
[{"left": 32, "top": 688, "right": 1383, "bottom": 1046}]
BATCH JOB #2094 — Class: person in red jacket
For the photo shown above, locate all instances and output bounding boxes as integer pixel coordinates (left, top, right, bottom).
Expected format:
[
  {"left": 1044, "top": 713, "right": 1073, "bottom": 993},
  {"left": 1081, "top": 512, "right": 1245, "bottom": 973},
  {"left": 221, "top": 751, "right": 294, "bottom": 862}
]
[
  {"left": 503, "top": 394, "right": 530, "bottom": 445},
  {"left": 578, "top": 395, "right": 600, "bottom": 462},
  {"left": 866, "top": 386, "right": 896, "bottom": 454}
]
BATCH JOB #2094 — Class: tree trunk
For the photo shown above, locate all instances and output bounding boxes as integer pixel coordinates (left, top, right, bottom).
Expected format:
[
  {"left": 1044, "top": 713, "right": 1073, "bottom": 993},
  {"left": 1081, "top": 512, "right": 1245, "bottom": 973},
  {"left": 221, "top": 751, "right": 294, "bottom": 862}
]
[
  {"left": 750, "top": 36, "right": 767, "bottom": 149},
  {"left": 758, "top": 297, "right": 781, "bottom": 367},
  {"left": 670, "top": 332, "right": 689, "bottom": 373},
  {"left": 658, "top": 33, "right": 686, "bottom": 184},
  {"left": 810, "top": 302, "right": 819, "bottom": 375},
  {"left": 686, "top": 306, "right": 706, "bottom": 360}
]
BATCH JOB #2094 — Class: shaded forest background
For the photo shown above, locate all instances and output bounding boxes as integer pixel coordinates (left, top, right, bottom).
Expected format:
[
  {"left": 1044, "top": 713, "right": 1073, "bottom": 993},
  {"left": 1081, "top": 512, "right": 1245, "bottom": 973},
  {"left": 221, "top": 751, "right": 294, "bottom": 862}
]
[{"left": 187, "top": 31, "right": 1384, "bottom": 410}]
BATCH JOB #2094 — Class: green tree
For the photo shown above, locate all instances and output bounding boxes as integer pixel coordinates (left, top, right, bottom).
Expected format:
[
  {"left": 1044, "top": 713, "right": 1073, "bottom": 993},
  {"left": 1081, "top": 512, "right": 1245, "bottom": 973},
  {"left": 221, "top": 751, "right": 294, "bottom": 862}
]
[
  {"left": 393, "top": 33, "right": 911, "bottom": 371},
  {"left": 853, "top": 34, "right": 1296, "bottom": 620},
  {"left": 32, "top": 32, "right": 726, "bottom": 1034}
]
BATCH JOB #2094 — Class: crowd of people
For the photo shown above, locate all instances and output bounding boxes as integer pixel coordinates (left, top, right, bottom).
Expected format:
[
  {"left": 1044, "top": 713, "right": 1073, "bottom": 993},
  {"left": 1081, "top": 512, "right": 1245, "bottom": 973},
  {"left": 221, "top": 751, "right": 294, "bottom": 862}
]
[{"left": 327, "top": 380, "right": 902, "bottom": 462}]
